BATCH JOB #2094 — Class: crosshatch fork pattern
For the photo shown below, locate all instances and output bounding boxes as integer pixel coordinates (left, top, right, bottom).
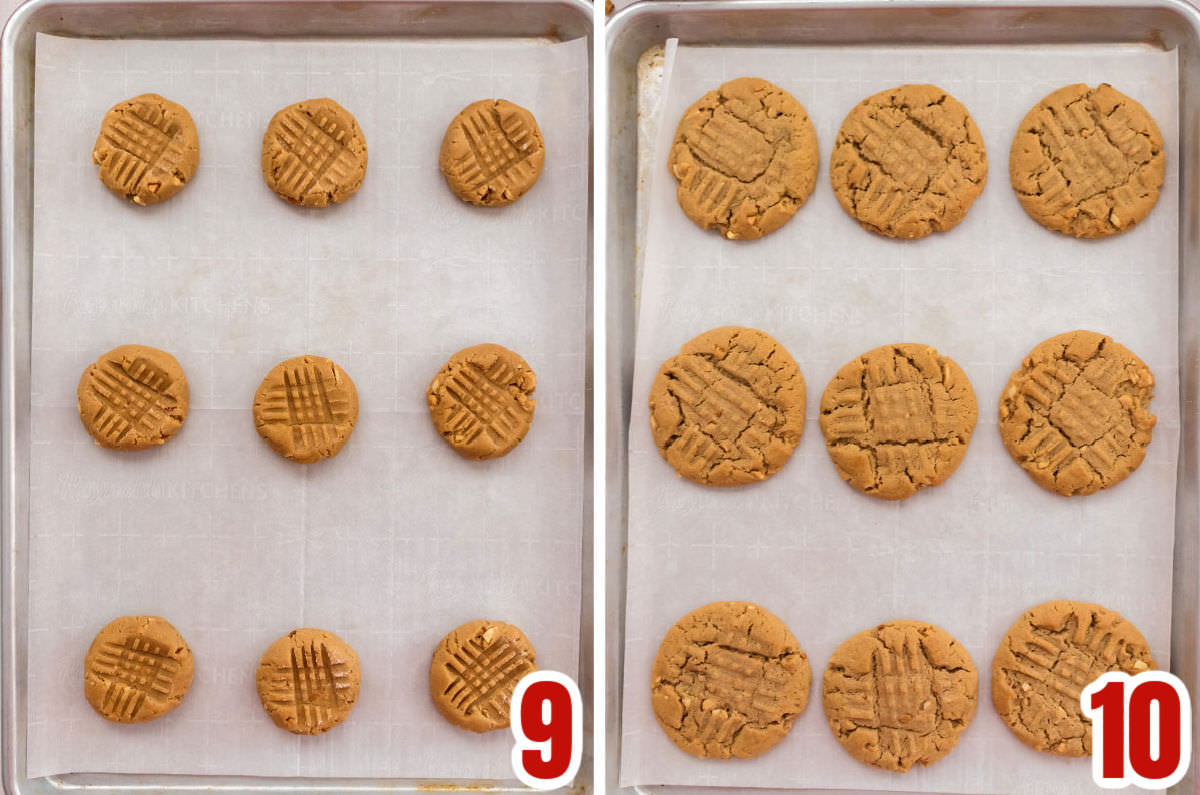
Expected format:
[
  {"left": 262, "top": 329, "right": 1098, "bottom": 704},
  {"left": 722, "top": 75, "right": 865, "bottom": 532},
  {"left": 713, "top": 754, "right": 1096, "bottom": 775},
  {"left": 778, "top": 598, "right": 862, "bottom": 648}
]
[
  {"left": 441, "top": 359, "right": 527, "bottom": 447},
  {"left": 26, "top": 34, "right": 588, "bottom": 780},
  {"left": 255, "top": 363, "right": 351, "bottom": 449},
  {"left": 99, "top": 103, "right": 186, "bottom": 196},
  {"left": 442, "top": 635, "right": 534, "bottom": 719},
  {"left": 452, "top": 104, "right": 541, "bottom": 196},
  {"left": 85, "top": 356, "right": 176, "bottom": 446},
  {"left": 271, "top": 107, "right": 360, "bottom": 198},
  {"left": 88, "top": 636, "right": 181, "bottom": 720}
]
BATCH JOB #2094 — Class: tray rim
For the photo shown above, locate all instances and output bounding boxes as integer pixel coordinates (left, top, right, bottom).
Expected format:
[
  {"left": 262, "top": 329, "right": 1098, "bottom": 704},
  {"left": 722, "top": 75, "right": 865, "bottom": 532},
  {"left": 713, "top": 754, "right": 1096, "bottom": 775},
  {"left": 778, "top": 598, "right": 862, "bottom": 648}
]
[
  {"left": 604, "top": 1, "right": 1200, "bottom": 792},
  {"left": 0, "top": 0, "right": 594, "bottom": 792}
]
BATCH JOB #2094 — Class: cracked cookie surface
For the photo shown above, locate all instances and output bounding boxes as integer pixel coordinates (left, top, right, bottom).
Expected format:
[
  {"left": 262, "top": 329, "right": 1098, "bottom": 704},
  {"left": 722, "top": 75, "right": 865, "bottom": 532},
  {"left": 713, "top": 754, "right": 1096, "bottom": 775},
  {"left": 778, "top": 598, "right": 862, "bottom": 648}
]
[
  {"left": 1010, "top": 83, "right": 1164, "bottom": 239},
  {"left": 823, "top": 620, "right": 977, "bottom": 772},
  {"left": 668, "top": 77, "right": 818, "bottom": 240},
  {"left": 92, "top": 94, "right": 199, "bottom": 206},
  {"left": 992, "top": 600, "right": 1154, "bottom": 756},
  {"left": 261, "top": 98, "right": 367, "bottom": 207},
  {"left": 651, "top": 601, "right": 810, "bottom": 760},
  {"left": 440, "top": 99, "right": 545, "bottom": 207},
  {"left": 648, "top": 326, "right": 806, "bottom": 487},
  {"left": 998, "top": 330, "right": 1156, "bottom": 496},
  {"left": 820, "top": 343, "right": 977, "bottom": 500},
  {"left": 830, "top": 84, "right": 987, "bottom": 239},
  {"left": 430, "top": 619, "right": 537, "bottom": 733}
]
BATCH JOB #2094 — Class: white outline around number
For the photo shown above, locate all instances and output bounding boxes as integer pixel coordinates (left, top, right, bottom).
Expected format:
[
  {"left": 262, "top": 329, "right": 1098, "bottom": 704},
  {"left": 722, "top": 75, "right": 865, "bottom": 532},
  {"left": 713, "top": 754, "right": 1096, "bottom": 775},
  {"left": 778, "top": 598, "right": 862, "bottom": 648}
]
[
  {"left": 510, "top": 670, "right": 583, "bottom": 790},
  {"left": 1081, "top": 670, "right": 1191, "bottom": 790}
]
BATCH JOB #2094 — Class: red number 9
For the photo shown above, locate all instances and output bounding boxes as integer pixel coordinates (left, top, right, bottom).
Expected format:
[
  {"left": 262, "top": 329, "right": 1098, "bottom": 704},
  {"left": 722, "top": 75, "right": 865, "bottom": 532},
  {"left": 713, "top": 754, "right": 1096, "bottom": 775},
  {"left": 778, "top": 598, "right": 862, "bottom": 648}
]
[{"left": 510, "top": 670, "right": 583, "bottom": 790}]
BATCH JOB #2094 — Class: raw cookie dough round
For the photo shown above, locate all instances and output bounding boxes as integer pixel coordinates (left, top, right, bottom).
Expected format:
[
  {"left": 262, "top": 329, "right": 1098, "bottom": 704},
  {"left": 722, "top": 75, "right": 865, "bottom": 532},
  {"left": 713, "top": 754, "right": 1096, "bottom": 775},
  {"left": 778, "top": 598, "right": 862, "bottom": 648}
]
[
  {"left": 823, "top": 620, "right": 977, "bottom": 772},
  {"left": 1010, "top": 83, "right": 1165, "bottom": 238},
  {"left": 649, "top": 326, "right": 806, "bottom": 487},
  {"left": 429, "top": 620, "right": 538, "bottom": 733},
  {"left": 998, "top": 330, "right": 1156, "bottom": 496},
  {"left": 830, "top": 84, "right": 988, "bottom": 239},
  {"left": 92, "top": 93, "right": 199, "bottom": 206},
  {"left": 668, "top": 77, "right": 819, "bottom": 240},
  {"left": 651, "top": 601, "right": 810, "bottom": 760},
  {"left": 84, "top": 615, "right": 194, "bottom": 723},
  {"left": 261, "top": 98, "right": 367, "bottom": 207},
  {"left": 426, "top": 343, "right": 537, "bottom": 461},
  {"left": 992, "top": 600, "right": 1155, "bottom": 756},
  {"left": 253, "top": 355, "right": 359, "bottom": 464},
  {"left": 256, "top": 627, "right": 361, "bottom": 735},
  {"left": 439, "top": 99, "right": 545, "bottom": 207},
  {"left": 77, "top": 344, "right": 189, "bottom": 450},
  {"left": 819, "top": 343, "right": 977, "bottom": 500}
]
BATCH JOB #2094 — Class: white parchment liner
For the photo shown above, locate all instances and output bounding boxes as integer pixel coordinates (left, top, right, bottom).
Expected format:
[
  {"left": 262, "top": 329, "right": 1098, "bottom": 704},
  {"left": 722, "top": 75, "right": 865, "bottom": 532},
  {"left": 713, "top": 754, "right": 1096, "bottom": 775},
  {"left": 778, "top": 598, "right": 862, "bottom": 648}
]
[
  {"left": 27, "top": 33, "right": 588, "bottom": 780},
  {"left": 621, "top": 43, "right": 1179, "bottom": 794}
]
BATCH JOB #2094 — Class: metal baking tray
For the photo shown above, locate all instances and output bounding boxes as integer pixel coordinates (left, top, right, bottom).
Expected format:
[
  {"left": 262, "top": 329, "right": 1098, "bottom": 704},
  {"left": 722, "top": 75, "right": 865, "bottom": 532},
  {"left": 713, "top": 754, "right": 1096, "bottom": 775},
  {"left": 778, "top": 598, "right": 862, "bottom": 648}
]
[
  {"left": 605, "top": 1, "right": 1200, "bottom": 792},
  {"left": 0, "top": 0, "right": 593, "bottom": 792}
]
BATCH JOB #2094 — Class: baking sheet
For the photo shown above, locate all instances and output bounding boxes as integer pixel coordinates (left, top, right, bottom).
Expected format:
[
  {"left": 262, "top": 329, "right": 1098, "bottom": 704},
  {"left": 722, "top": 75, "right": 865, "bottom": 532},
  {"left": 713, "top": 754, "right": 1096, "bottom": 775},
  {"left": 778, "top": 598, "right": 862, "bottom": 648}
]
[
  {"left": 26, "top": 32, "right": 587, "bottom": 780},
  {"left": 620, "top": 42, "right": 1179, "bottom": 793}
]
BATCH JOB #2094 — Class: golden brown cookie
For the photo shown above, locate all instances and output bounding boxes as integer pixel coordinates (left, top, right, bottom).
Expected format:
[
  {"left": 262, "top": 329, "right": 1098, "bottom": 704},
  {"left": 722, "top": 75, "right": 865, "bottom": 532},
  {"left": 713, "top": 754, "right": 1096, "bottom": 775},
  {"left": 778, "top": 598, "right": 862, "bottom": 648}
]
[
  {"left": 429, "top": 620, "right": 538, "bottom": 733},
  {"left": 830, "top": 84, "right": 987, "bottom": 239},
  {"left": 256, "top": 627, "right": 361, "bottom": 735},
  {"left": 651, "top": 601, "right": 810, "bottom": 760},
  {"left": 819, "top": 343, "right": 977, "bottom": 500},
  {"left": 649, "top": 326, "right": 806, "bottom": 487},
  {"left": 668, "top": 77, "right": 818, "bottom": 240},
  {"left": 77, "top": 344, "right": 189, "bottom": 451},
  {"left": 999, "top": 330, "right": 1156, "bottom": 496},
  {"left": 439, "top": 99, "right": 545, "bottom": 207},
  {"left": 253, "top": 355, "right": 359, "bottom": 464},
  {"left": 426, "top": 343, "right": 536, "bottom": 461},
  {"left": 92, "top": 94, "right": 199, "bottom": 206},
  {"left": 261, "top": 98, "right": 367, "bottom": 207},
  {"left": 84, "top": 615, "right": 193, "bottom": 723},
  {"left": 1010, "top": 83, "right": 1165, "bottom": 238},
  {"left": 992, "top": 600, "right": 1155, "bottom": 756},
  {"left": 823, "top": 620, "right": 977, "bottom": 772}
]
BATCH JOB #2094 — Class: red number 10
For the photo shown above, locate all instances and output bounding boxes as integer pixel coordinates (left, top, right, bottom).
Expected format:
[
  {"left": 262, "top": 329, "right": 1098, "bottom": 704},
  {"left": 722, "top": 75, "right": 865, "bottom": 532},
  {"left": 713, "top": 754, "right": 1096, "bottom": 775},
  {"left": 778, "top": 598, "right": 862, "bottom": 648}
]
[{"left": 1082, "top": 671, "right": 1191, "bottom": 789}]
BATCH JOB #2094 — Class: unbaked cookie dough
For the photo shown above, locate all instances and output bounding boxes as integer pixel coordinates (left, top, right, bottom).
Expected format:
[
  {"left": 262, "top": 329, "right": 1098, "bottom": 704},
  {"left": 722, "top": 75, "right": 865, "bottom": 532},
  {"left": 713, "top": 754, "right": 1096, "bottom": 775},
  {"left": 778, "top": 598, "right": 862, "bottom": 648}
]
[
  {"left": 819, "top": 343, "right": 977, "bottom": 500},
  {"left": 830, "top": 84, "right": 987, "bottom": 239},
  {"left": 439, "top": 99, "right": 545, "bottom": 207},
  {"left": 992, "top": 600, "right": 1154, "bottom": 756},
  {"left": 84, "top": 615, "right": 193, "bottom": 723},
  {"left": 651, "top": 601, "right": 810, "bottom": 760},
  {"left": 256, "top": 627, "right": 361, "bottom": 735},
  {"left": 261, "top": 98, "right": 367, "bottom": 207},
  {"left": 1010, "top": 83, "right": 1165, "bottom": 238},
  {"left": 77, "top": 344, "right": 189, "bottom": 450},
  {"left": 649, "top": 326, "right": 806, "bottom": 487},
  {"left": 429, "top": 619, "right": 537, "bottom": 732},
  {"left": 92, "top": 93, "right": 199, "bottom": 206},
  {"left": 998, "top": 330, "right": 1156, "bottom": 496},
  {"left": 823, "top": 620, "right": 977, "bottom": 772},
  {"left": 668, "top": 77, "right": 819, "bottom": 240},
  {"left": 426, "top": 343, "right": 536, "bottom": 460},
  {"left": 253, "top": 355, "right": 359, "bottom": 464}
]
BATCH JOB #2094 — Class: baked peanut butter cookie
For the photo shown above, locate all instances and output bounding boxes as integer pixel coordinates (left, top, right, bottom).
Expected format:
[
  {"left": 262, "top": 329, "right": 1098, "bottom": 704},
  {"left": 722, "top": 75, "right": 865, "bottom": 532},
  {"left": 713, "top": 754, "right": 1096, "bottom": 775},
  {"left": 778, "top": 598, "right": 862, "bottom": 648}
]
[
  {"left": 429, "top": 620, "right": 537, "bottom": 732},
  {"left": 439, "top": 99, "right": 545, "bottom": 207},
  {"left": 649, "top": 326, "right": 806, "bottom": 487},
  {"left": 426, "top": 343, "right": 537, "bottom": 461},
  {"left": 992, "top": 600, "right": 1154, "bottom": 756},
  {"left": 77, "top": 344, "right": 189, "bottom": 450},
  {"left": 257, "top": 628, "right": 360, "bottom": 735},
  {"left": 823, "top": 620, "right": 977, "bottom": 772},
  {"left": 651, "top": 601, "right": 810, "bottom": 760},
  {"left": 830, "top": 84, "right": 987, "bottom": 239},
  {"left": 253, "top": 355, "right": 358, "bottom": 464},
  {"left": 668, "top": 77, "right": 818, "bottom": 240},
  {"left": 999, "top": 330, "right": 1156, "bottom": 496},
  {"left": 261, "top": 98, "right": 367, "bottom": 207},
  {"left": 1010, "top": 83, "right": 1165, "bottom": 238},
  {"left": 819, "top": 343, "right": 977, "bottom": 500},
  {"left": 92, "top": 93, "right": 199, "bottom": 206},
  {"left": 84, "top": 615, "right": 193, "bottom": 723}
]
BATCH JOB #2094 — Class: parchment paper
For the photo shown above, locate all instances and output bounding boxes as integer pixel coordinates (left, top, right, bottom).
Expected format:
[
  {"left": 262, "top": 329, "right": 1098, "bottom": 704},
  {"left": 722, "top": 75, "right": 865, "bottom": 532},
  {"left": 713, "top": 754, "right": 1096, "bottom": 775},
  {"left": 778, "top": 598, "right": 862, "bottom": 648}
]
[
  {"left": 621, "top": 43, "right": 1179, "bottom": 794},
  {"left": 27, "top": 33, "right": 587, "bottom": 780}
]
